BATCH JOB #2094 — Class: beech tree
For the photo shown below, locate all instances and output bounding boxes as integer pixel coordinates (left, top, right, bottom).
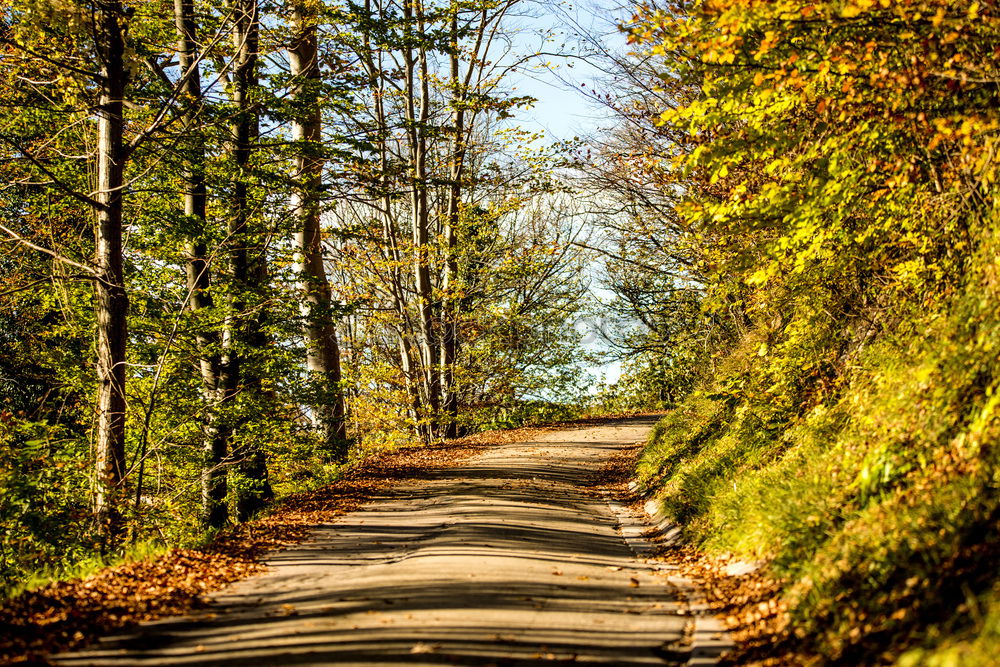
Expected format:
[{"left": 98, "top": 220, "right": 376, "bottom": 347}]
[
  {"left": 0, "top": 0, "right": 592, "bottom": 579},
  {"left": 0, "top": 0, "right": 134, "bottom": 544},
  {"left": 170, "top": 0, "right": 232, "bottom": 529},
  {"left": 91, "top": 0, "right": 130, "bottom": 543},
  {"left": 290, "top": 0, "right": 347, "bottom": 458}
]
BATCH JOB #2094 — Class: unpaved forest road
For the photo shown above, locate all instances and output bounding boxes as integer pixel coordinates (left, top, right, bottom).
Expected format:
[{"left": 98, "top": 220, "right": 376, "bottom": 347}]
[{"left": 52, "top": 417, "right": 725, "bottom": 666}]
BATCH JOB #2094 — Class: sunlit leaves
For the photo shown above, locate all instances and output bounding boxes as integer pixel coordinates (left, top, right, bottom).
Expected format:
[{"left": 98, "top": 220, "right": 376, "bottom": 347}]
[{"left": 635, "top": 0, "right": 999, "bottom": 309}]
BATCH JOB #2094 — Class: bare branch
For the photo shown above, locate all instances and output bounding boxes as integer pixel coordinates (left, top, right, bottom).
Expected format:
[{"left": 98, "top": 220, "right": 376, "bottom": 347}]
[{"left": 0, "top": 223, "right": 96, "bottom": 275}]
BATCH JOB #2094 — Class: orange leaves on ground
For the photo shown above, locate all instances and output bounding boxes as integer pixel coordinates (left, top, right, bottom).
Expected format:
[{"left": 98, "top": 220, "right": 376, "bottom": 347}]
[{"left": 0, "top": 414, "right": 643, "bottom": 664}]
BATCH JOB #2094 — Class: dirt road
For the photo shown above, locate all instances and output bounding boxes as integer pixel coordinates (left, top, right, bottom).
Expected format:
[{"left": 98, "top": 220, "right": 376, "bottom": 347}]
[{"left": 51, "top": 417, "right": 724, "bottom": 666}]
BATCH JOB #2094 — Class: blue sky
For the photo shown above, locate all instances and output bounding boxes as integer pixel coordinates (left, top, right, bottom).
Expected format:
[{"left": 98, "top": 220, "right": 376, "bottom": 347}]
[
  {"left": 510, "top": 0, "right": 635, "bottom": 387},
  {"left": 513, "top": 0, "right": 632, "bottom": 141}
]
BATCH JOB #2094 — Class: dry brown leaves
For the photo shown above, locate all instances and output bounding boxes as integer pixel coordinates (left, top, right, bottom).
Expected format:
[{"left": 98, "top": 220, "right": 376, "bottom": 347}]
[
  {"left": 0, "top": 414, "right": 640, "bottom": 666},
  {"left": 588, "top": 437, "right": 645, "bottom": 497},
  {"left": 666, "top": 548, "right": 807, "bottom": 667}
]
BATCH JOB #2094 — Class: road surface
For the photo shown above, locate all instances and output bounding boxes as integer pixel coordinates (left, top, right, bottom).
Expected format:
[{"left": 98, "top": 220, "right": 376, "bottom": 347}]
[{"left": 52, "top": 417, "right": 725, "bottom": 666}]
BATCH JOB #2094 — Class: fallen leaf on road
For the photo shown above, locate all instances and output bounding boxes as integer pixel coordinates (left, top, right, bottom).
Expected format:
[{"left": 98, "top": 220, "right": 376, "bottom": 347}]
[
  {"left": 0, "top": 414, "right": 645, "bottom": 665},
  {"left": 410, "top": 642, "right": 440, "bottom": 654}
]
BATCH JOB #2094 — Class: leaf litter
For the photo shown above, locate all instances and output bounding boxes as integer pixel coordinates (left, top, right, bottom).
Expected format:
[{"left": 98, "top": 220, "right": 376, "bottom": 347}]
[
  {"left": 0, "top": 414, "right": 640, "bottom": 665},
  {"left": 588, "top": 434, "right": 798, "bottom": 666}
]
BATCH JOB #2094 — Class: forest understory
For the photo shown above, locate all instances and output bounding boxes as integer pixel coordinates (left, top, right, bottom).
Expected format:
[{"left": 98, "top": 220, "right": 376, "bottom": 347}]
[{"left": 2, "top": 417, "right": 645, "bottom": 664}]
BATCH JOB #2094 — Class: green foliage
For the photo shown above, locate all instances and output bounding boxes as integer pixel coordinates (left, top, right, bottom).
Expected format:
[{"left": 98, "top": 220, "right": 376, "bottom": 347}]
[
  {"left": 0, "top": 0, "right": 594, "bottom": 593},
  {"left": 0, "top": 420, "right": 92, "bottom": 593},
  {"left": 627, "top": 0, "right": 1000, "bottom": 661},
  {"left": 640, "top": 271, "right": 1000, "bottom": 658},
  {"left": 466, "top": 399, "right": 586, "bottom": 432},
  {"left": 592, "top": 352, "right": 704, "bottom": 413},
  {"left": 899, "top": 589, "right": 1000, "bottom": 667}
]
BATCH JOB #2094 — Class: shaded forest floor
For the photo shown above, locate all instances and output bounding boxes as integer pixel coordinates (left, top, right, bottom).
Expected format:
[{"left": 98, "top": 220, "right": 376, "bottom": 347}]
[{"left": 0, "top": 414, "right": 656, "bottom": 665}]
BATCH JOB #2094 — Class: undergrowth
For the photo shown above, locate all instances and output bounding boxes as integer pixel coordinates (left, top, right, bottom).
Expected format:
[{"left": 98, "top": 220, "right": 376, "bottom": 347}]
[
  {"left": 638, "top": 244, "right": 1000, "bottom": 663},
  {"left": 2, "top": 540, "right": 170, "bottom": 601}
]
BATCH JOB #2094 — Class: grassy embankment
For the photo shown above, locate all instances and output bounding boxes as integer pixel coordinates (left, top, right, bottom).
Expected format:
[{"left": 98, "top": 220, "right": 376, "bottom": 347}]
[{"left": 638, "top": 247, "right": 1000, "bottom": 664}]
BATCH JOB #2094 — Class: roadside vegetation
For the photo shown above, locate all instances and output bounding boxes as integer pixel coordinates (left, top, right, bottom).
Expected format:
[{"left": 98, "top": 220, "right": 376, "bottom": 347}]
[
  {"left": 0, "top": 0, "right": 599, "bottom": 596},
  {"left": 590, "top": 0, "right": 1000, "bottom": 663},
  {"left": 4, "top": 0, "right": 998, "bottom": 662}
]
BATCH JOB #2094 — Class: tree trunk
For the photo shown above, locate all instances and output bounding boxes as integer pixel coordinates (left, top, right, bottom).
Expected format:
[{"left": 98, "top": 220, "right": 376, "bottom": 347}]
[
  {"left": 174, "top": 0, "right": 229, "bottom": 529},
  {"left": 359, "top": 0, "right": 424, "bottom": 434},
  {"left": 290, "top": 0, "right": 348, "bottom": 460},
  {"left": 440, "top": 12, "right": 466, "bottom": 439},
  {"left": 403, "top": 0, "right": 439, "bottom": 440},
  {"left": 93, "top": 0, "right": 129, "bottom": 547},
  {"left": 227, "top": 0, "right": 273, "bottom": 521}
]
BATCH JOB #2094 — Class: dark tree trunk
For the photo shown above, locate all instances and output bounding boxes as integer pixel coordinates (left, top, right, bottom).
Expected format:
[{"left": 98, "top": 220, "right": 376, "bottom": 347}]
[
  {"left": 227, "top": 0, "right": 273, "bottom": 521},
  {"left": 174, "top": 0, "right": 229, "bottom": 529},
  {"left": 93, "top": 0, "right": 129, "bottom": 547}
]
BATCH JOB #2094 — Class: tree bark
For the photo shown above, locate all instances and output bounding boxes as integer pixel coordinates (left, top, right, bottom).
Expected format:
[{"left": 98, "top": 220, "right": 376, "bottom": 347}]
[
  {"left": 174, "top": 0, "right": 229, "bottom": 529},
  {"left": 93, "top": 0, "right": 129, "bottom": 547},
  {"left": 359, "top": 0, "right": 424, "bottom": 433},
  {"left": 290, "top": 0, "right": 348, "bottom": 460},
  {"left": 403, "top": 0, "right": 439, "bottom": 440},
  {"left": 440, "top": 11, "right": 466, "bottom": 439},
  {"left": 227, "top": 0, "right": 273, "bottom": 521}
]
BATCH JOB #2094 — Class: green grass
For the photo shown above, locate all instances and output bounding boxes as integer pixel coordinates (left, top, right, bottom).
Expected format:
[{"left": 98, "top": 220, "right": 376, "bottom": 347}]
[
  {"left": 3, "top": 538, "right": 170, "bottom": 600},
  {"left": 898, "top": 588, "right": 1000, "bottom": 667},
  {"left": 637, "top": 283, "right": 1000, "bottom": 662}
]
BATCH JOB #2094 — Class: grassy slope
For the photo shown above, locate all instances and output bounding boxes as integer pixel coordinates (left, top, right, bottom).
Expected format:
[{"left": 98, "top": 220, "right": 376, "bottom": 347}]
[{"left": 638, "top": 251, "right": 1000, "bottom": 664}]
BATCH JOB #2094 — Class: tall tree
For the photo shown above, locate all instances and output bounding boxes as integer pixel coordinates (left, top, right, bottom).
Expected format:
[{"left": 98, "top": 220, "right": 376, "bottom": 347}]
[
  {"left": 92, "top": 0, "right": 130, "bottom": 544},
  {"left": 401, "top": 0, "right": 440, "bottom": 439},
  {"left": 355, "top": 0, "right": 425, "bottom": 429},
  {"left": 439, "top": 8, "right": 465, "bottom": 439},
  {"left": 290, "top": 0, "right": 348, "bottom": 459},
  {"left": 225, "top": 0, "right": 274, "bottom": 522},
  {"left": 171, "top": 0, "right": 231, "bottom": 529}
]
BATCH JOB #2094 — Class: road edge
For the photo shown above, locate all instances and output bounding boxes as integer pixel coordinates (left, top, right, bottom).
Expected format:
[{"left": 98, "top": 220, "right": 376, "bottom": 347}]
[{"left": 601, "top": 483, "right": 736, "bottom": 666}]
